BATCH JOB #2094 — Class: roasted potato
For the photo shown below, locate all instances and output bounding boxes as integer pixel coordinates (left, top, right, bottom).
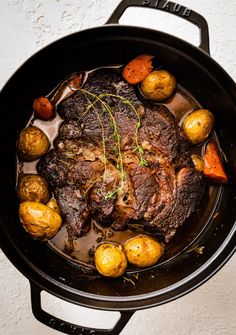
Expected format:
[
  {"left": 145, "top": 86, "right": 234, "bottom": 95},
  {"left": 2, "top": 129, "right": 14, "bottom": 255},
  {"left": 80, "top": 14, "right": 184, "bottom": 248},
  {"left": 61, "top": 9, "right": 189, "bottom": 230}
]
[
  {"left": 124, "top": 235, "right": 164, "bottom": 267},
  {"left": 95, "top": 243, "right": 127, "bottom": 278},
  {"left": 17, "top": 174, "right": 50, "bottom": 203},
  {"left": 191, "top": 155, "right": 204, "bottom": 172},
  {"left": 46, "top": 198, "right": 61, "bottom": 214},
  {"left": 182, "top": 109, "right": 214, "bottom": 145},
  {"left": 140, "top": 70, "right": 176, "bottom": 102},
  {"left": 17, "top": 126, "right": 50, "bottom": 161},
  {"left": 19, "top": 201, "right": 62, "bottom": 240}
]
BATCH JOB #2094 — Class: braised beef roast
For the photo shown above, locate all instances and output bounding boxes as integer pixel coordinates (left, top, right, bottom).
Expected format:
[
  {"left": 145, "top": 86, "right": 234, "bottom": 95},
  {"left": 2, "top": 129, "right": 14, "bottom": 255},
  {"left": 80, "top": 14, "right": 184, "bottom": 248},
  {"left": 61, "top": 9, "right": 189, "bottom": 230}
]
[{"left": 37, "top": 71, "right": 205, "bottom": 242}]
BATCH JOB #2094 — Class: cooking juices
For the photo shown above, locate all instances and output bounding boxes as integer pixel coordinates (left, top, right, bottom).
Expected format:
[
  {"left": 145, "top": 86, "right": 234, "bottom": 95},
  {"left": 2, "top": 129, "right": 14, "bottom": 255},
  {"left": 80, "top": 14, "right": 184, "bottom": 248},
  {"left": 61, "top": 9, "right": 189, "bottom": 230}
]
[{"left": 17, "top": 66, "right": 220, "bottom": 272}]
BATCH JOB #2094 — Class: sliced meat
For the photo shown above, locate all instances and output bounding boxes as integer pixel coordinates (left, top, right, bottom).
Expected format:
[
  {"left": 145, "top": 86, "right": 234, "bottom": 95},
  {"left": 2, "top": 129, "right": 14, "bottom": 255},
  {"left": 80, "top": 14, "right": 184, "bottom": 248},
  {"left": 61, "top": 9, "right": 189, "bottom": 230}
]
[
  {"left": 67, "top": 160, "right": 104, "bottom": 187},
  {"left": 37, "top": 149, "right": 70, "bottom": 188},
  {"left": 90, "top": 165, "right": 120, "bottom": 223},
  {"left": 55, "top": 186, "right": 90, "bottom": 237},
  {"left": 112, "top": 159, "right": 176, "bottom": 231},
  {"left": 37, "top": 70, "right": 205, "bottom": 242},
  {"left": 111, "top": 165, "right": 159, "bottom": 230},
  {"left": 151, "top": 167, "right": 205, "bottom": 242},
  {"left": 57, "top": 120, "right": 82, "bottom": 140},
  {"left": 128, "top": 165, "right": 159, "bottom": 219},
  {"left": 139, "top": 105, "right": 181, "bottom": 161},
  {"left": 57, "top": 70, "right": 142, "bottom": 152}
]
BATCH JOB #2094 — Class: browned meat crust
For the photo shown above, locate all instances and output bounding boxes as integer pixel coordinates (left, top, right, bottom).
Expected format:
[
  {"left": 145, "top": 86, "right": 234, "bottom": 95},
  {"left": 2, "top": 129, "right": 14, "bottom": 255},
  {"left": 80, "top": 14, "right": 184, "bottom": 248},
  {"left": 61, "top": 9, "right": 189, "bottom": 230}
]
[{"left": 37, "top": 70, "right": 204, "bottom": 242}]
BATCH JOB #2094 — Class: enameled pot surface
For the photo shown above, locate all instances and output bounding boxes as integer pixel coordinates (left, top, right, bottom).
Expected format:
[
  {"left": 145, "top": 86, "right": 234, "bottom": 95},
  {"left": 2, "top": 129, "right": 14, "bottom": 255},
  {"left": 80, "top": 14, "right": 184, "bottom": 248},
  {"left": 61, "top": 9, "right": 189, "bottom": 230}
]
[
  {"left": 0, "top": 21, "right": 235, "bottom": 306},
  {"left": 0, "top": 1, "right": 235, "bottom": 334}
]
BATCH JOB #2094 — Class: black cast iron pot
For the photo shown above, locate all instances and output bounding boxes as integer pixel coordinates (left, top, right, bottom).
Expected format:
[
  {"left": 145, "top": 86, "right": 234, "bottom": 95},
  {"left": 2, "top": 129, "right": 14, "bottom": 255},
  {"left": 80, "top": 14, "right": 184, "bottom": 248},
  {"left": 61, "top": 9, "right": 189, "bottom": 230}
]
[{"left": 0, "top": 1, "right": 235, "bottom": 334}]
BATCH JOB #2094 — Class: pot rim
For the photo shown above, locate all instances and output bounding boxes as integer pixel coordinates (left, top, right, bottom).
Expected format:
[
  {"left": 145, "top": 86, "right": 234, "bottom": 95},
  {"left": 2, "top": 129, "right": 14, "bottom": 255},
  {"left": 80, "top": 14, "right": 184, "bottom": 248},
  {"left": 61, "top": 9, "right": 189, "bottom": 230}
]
[{"left": 1, "top": 24, "right": 236, "bottom": 96}]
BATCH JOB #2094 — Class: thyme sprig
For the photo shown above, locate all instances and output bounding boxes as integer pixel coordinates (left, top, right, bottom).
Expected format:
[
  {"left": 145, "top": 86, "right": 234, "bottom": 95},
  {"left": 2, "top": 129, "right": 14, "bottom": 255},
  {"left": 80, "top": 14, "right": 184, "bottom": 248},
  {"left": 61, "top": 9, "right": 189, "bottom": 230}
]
[
  {"left": 104, "top": 186, "right": 121, "bottom": 200},
  {"left": 98, "top": 93, "right": 147, "bottom": 167},
  {"left": 81, "top": 91, "right": 108, "bottom": 177},
  {"left": 139, "top": 156, "right": 148, "bottom": 167},
  {"left": 77, "top": 88, "right": 147, "bottom": 199},
  {"left": 79, "top": 89, "right": 124, "bottom": 200}
]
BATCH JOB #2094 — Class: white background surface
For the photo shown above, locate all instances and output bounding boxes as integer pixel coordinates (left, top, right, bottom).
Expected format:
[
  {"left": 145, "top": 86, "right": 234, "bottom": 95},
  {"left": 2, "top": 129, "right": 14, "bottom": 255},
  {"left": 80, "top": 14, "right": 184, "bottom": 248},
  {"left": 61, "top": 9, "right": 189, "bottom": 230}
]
[{"left": 0, "top": 0, "right": 235, "bottom": 334}]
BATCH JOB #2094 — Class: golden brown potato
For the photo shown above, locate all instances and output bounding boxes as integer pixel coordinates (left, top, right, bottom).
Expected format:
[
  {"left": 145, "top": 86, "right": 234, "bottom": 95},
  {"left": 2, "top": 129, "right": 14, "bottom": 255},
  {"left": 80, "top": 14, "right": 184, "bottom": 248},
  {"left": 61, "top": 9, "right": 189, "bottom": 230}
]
[
  {"left": 124, "top": 235, "right": 164, "bottom": 268},
  {"left": 191, "top": 155, "right": 204, "bottom": 172},
  {"left": 19, "top": 201, "right": 62, "bottom": 240},
  {"left": 182, "top": 109, "right": 214, "bottom": 144},
  {"left": 17, "top": 126, "right": 50, "bottom": 161},
  {"left": 140, "top": 70, "right": 176, "bottom": 102},
  {"left": 95, "top": 243, "right": 127, "bottom": 278},
  {"left": 17, "top": 174, "right": 50, "bottom": 203},
  {"left": 46, "top": 198, "right": 61, "bottom": 214}
]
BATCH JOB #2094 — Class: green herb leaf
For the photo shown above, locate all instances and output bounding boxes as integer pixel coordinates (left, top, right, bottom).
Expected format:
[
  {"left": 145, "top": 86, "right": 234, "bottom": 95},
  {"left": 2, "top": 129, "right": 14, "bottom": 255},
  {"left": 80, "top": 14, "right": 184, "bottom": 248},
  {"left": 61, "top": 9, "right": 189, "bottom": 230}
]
[
  {"left": 139, "top": 157, "right": 148, "bottom": 167},
  {"left": 133, "top": 145, "right": 144, "bottom": 154},
  {"left": 104, "top": 187, "right": 121, "bottom": 200},
  {"left": 135, "top": 121, "right": 141, "bottom": 129}
]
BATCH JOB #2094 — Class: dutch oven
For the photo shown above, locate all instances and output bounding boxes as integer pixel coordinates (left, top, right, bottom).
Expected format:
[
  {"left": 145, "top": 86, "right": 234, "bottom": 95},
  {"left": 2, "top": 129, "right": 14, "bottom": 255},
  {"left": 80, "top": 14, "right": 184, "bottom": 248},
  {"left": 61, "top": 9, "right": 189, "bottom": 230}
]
[{"left": 0, "top": 1, "right": 235, "bottom": 334}]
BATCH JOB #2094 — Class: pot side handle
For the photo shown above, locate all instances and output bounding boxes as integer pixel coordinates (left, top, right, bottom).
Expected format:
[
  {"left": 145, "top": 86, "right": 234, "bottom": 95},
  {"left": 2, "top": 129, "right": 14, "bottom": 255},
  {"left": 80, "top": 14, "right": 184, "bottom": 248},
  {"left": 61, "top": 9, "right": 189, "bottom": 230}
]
[
  {"left": 106, "top": 0, "right": 210, "bottom": 54},
  {"left": 30, "top": 282, "right": 134, "bottom": 335}
]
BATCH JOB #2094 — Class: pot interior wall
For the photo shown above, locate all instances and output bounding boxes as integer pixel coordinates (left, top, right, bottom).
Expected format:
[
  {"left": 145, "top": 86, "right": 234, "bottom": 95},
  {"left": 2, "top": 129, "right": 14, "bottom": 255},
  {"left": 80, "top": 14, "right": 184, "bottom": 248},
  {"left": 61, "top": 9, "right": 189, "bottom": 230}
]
[{"left": 0, "top": 25, "right": 235, "bottom": 308}]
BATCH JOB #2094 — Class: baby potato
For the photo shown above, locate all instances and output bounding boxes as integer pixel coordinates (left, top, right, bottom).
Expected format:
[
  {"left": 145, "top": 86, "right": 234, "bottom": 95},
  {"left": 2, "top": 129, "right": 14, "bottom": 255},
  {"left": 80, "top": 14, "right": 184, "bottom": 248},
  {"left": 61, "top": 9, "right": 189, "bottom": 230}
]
[
  {"left": 191, "top": 155, "right": 204, "bottom": 172},
  {"left": 19, "top": 201, "right": 62, "bottom": 240},
  {"left": 140, "top": 70, "right": 176, "bottom": 102},
  {"left": 124, "top": 235, "right": 164, "bottom": 268},
  {"left": 46, "top": 198, "right": 61, "bottom": 214},
  {"left": 182, "top": 109, "right": 214, "bottom": 145},
  {"left": 17, "top": 174, "right": 50, "bottom": 203},
  {"left": 17, "top": 126, "right": 50, "bottom": 161},
  {"left": 95, "top": 243, "right": 127, "bottom": 278}
]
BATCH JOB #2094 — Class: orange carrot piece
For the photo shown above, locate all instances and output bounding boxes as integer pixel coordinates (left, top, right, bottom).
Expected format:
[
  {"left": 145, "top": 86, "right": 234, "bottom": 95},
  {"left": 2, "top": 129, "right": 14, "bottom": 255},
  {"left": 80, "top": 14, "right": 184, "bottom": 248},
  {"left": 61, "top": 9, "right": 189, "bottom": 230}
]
[
  {"left": 122, "top": 54, "right": 154, "bottom": 85},
  {"left": 203, "top": 141, "right": 228, "bottom": 183},
  {"left": 33, "top": 96, "right": 55, "bottom": 120}
]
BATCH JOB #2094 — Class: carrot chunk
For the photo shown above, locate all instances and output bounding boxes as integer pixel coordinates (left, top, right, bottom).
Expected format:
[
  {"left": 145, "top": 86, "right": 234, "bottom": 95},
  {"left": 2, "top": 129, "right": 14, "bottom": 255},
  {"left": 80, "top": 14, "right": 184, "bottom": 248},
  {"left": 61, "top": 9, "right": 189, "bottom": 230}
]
[
  {"left": 122, "top": 54, "right": 154, "bottom": 85},
  {"left": 33, "top": 96, "right": 55, "bottom": 120},
  {"left": 203, "top": 141, "right": 228, "bottom": 183}
]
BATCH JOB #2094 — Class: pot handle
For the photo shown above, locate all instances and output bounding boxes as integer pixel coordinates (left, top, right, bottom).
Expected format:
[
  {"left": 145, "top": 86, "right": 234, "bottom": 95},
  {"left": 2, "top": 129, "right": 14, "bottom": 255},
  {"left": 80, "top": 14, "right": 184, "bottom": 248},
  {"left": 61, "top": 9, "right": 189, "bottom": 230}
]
[
  {"left": 30, "top": 282, "right": 134, "bottom": 335},
  {"left": 106, "top": 0, "right": 210, "bottom": 54}
]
